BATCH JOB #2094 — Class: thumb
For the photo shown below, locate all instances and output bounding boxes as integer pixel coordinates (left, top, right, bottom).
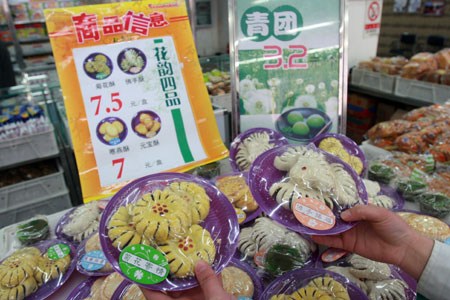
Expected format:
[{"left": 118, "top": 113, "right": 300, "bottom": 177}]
[
  {"left": 341, "top": 204, "right": 390, "bottom": 223},
  {"left": 195, "top": 260, "right": 229, "bottom": 300}
]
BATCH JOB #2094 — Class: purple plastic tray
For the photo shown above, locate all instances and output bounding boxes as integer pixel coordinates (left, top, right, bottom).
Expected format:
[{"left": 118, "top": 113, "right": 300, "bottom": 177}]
[
  {"left": 314, "top": 249, "right": 416, "bottom": 300},
  {"left": 75, "top": 231, "right": 114, "bottom": 277},
  {"left": 249, "top": 144, "right": 368, "bottom": 235},
  {"left": 55, "top": 202, "right": 102, "bottom": 245},
  {"left": 229, "top": 128, "right": 289, "bottom": 172},
  {"left": 260, "top": 267, "right": 368, "bottom": 300},
  {"left": 391, "top": 266, "right": 417, "bottom": 300},
  {"left": 9, "top": 239, "right": 77, "bottom": 300},
  {"left": 225, "top": 257, "right": 265, "bottom": 299},
  {"left": 99, "top": 172, "right": 240, "bottom": 292},
  {"left": 310, "top": 133, "right": 367, "bottom": 176},
  {"left": 378, "top": 183, "right": 405, "bottom": 210},
  {"left": 211, "top": 172, "right": 263, "bottom": 224},
  {"left": 67, "top": 277, "right": 98, "bottom": 300},
  {"left": 54, "top": 207, "right": 78, "bottom": 243}
]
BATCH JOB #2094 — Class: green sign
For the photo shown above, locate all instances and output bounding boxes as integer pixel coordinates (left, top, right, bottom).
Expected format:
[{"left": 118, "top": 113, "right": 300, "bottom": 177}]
[
  {"left": 234, "top": 0, "right": 343, "bottom": 143},
  {"left": 119, "top": 244, "right": 169, "bottom": 285},
  {"left": 47, "top": 244, "right": 70, "bottom": 260}
]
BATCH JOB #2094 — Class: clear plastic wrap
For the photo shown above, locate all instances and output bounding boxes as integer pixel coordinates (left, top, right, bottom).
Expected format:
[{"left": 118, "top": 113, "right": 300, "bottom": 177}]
[
  {"left": 396, "top": 210, "right": 450, "bottom": 242},
  {"left": 229, "top": 128, "right": 289, "bottom": 172},
  {"left": 220, "top": 258, "right": 264, "bottom": 299},
  {"left": 113, "top": 282, "right": 147, "bottom": 300},
  {"left": 316, "top": 249, "right": 417, "bottom": 300},
  {"left": 249, "top": 144, "right": 368, "bottom": 235},
  {"left": 76, "top": 231, "right": 114, "bottom": 276},
  {"left": 362, "top": 179, "right": 404, "bottom": 210},
  {"left": 212, "top": 172, "right": 262, "bottom": 224},
  {"left": 436, "top": 48, "right": 450, "bottom": 70},
  {"left": 260, "top": 268, "right": 368, "bottom": 300},
  {"left": 98, "top": 172, "right": 239, "bottom": 292},
  {"left": 67, "top": 273, "right": 124, "bottom": 300},
  {"left": 417, "top": 192, "right": 450, "bottom": 219},
  {"left": 55, "top": 201, "right": 103, "bottom": 245},
  {"left": 0, "top": 239, "right": 76, "bottom": 300},
  {"left": 14, "top": 215, "right": 49, "bottom": 246},
  {"left": 311, "top": 133, "right": 367, "bottom": 176},
  {"left": 237, "top": 216, "right": 317, "bottom": 280}
]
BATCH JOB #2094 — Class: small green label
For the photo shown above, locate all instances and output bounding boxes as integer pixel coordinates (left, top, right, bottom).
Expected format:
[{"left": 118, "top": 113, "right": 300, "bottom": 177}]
[
  {"left": 119, "top": 244, "right": 169, "bottom": 284},
  {"left": 411, "top": 168, "right": 426, "bottom": 182},
  {"left": 47, "top": 244, "right": 70, "bottom": 260},
  {"left": 424, "top": 155, "right": 435, "bottom": 173}
]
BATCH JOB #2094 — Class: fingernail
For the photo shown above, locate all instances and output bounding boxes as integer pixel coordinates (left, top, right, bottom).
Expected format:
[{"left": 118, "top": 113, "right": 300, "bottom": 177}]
[
  {"left": 195, "top": 260, "right": 208, "bottom": 272},
  {"left": 341, "top": 210, "right": 351, "bottom": 219}
]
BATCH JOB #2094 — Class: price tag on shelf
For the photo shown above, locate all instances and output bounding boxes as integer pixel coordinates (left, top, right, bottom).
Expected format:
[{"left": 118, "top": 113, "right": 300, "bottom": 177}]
[{"left": 45, "top": 0, "right": 228, "bottom": 201}]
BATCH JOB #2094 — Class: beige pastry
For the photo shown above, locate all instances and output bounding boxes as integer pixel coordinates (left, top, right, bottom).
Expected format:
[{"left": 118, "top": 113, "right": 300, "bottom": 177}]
[
  {"left": 100, "top": 273, "right": 124, "bottom": 299},
  {"left": 90, "top": 277, "right": 105, "bottom": 299},
  {"left": 123, "top": 284, "right": 146, "bottom": 300},
  {"left": 221, "top": 266, "right": 254, "bottom": 298}
]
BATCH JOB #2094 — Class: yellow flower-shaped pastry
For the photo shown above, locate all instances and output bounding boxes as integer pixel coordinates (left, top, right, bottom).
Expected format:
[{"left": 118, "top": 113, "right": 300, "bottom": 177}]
[
  {"left": 166, "top": 182, "right": 210, "bottom": 224},
  {"left": 34, "top": 253, "right": 71, "bottom": 285},
  {"left": 0, "top": 275, "right": 38, "bottom": 299},
  {"left": 291, "top": 286, "right": 332, "bottom": 300},
  {"left": 108, "top": 205, "right": 147, "bottom": 250},
  {"left": 307, "top": 277, "right": 350, "bottom": 300},
  {"left": 0, "top": 255, "right": 37, "bottom": 287},
  {"left": 159, "top": 225, "right": 215, "bottom": 278},
  {"left": 132, "top": 190, "right": 191, "bottom": 243}
]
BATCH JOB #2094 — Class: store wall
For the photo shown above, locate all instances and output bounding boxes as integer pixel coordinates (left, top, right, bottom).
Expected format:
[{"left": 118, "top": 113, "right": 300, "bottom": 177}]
[
  {"left": 347, "top": 0, "right": 382, "bottom": 68},
  {"left": 377, "top": 0, "right": 450, "bottom": 56},
  {"left": 194, "top": 0, "right": 229, "bottom": 56}
]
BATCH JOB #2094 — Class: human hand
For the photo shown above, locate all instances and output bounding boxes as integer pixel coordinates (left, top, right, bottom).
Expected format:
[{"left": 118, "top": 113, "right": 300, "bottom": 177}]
[
  {"left": 142, "top": 260, "right": 237, "bottom": 300},
  {"left": 312, "top": 205, "right": 434, "bottom": 280}
]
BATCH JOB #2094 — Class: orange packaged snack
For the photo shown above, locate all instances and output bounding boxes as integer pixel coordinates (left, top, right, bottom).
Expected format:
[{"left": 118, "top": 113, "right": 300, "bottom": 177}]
[
  {"left": 435, "top": 48, "right": 450, "bottom": 70},
  {"left": 368, "top": 120, "right": 412, "bottom": 140}
]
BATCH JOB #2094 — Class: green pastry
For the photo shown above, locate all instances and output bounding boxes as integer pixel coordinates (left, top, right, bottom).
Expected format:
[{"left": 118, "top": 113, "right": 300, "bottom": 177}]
[
  {"left": 264, "top": 244, "right": 305, "bottom": 276},
  {"left": 16, "top": 219, "right": 49, "bottom": 245},
  {"left": 368, "top": 163, "right": 395, "bottom": 184},
  {"left": 418, "top": 193, "right": 450, "bottom": 219}
]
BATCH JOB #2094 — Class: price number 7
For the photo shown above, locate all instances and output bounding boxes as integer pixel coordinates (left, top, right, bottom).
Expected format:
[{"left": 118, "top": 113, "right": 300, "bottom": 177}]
[
  {"left": 90, "top": 92, "right": 123, "bottom": 116},
  {"left": 112, "top": 158, "right": 125, "bottom": 180}
]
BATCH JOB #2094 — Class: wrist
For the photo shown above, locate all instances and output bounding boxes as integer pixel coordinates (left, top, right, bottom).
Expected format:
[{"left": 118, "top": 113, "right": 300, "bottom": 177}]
[{"left": 398, "top": 232, "right": 434, "bottom": 280}]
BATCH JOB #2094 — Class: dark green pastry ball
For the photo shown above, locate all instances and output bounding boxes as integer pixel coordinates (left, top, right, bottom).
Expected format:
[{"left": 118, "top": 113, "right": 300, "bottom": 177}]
[
  {"left": 306, "top": 114, "right": 325, "bottom": 129},
  {"left": 292, "top": 121, "right": 310, "bottom": 136},
  {"left": 287, "top": 111, "right": 304, "bottom": 125}
]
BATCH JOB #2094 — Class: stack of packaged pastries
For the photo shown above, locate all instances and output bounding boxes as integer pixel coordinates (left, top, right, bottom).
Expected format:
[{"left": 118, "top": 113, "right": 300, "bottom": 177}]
[
  {"left": 357, "top": 49, "right": 450, "bottom": 84},
  {"left": 0, "top": 246, "right": 71, "bottom": 300},
  {"left": 107, "top": 181, "right": 216, "bottom": 278}
]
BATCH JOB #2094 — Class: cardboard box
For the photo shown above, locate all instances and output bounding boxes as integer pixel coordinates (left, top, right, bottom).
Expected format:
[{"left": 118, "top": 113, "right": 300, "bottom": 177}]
[
  {"left": 347, "top": 93, "right": 377, "bottom": 118},
  {"left": 376, "top": 102, "right": 397, "bottom": 123}
]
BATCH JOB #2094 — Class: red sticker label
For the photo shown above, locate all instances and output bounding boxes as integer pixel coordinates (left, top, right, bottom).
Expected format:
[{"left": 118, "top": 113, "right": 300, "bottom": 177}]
[
  {"left": 321, "top": 248, "right": 348, "bottom": 263},
  {"left": 254, "top": 249, "right": 266, "bottom": 267},
  {"left": 293, "top": 198, "right": 336, "bottom": 230}
]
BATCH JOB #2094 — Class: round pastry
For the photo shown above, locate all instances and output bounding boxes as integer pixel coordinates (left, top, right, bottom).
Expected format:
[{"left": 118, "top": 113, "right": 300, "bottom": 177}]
[
  {"left": 123, "top": 284, "right": 146, "bottom": 300},
  {"left": 0, "top": 256, "right": 36, "bottom": 287},
  {"left": 159, "top": 224, "right": 216, "bottom": 278},
  {"left": 165, "top": 182, "right": 210, "bottom": 224},
  {"left": 35, "top": 253, "right": 71, "bottom": 285},
  {"left": 90, "top": 277, "right": 105, "bottom": 299},
  {"left": 132, "top": 190, "right": 191, "bottom": 243},
  {"left": 216, "top": 176, "right": 258, "bottom": 212},
  {"left": 406, "top": 214, "right": 450, "bottom": 242},
  {"left": 100, "top": 272, "right": 124, "bottom": 299},
  {"left": 221, "top": 266, "right": 254, "bottom": 298},
  {"left": 84, "top": 233, "right": 114, "bottom": 273},
  {"left": 108, "top": 205, "right": 147, "bottom": 250},
  {"left": 291, "top": 286, "right": 331, "bottom": 300},
  {"left": 307, "top": 277, "right": 350, "bottom": 300},
  {"left": 0, "top": 275, "right": 38, "bottom": 300},
  {"left": 269, "top": 295, "right": 289, "bottom": 300},
  {"left": 349, "top": 155, "right": 363, "bottom": 175},
  {"left": 62, "top": 201, "right": 101, "bottom": 242}
]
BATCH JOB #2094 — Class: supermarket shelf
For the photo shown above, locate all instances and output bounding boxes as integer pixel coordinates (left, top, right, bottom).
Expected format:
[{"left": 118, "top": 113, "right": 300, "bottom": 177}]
[
  {"left": 24, "top": 63, "right": 56, "bottom": 73},
  {"left": 348, "top": 84, "right": 432, "bottom": 107},
  {"left": 14, "top": 20, "right": 45, "bottom": 25},
  {"left": 0, "top": 153, "right": 59, "bottom": 172},
  {"left": 19, "top": 37, "right": 49, "bottom": 44},
  {"left": 22, "top": 51, "right": 53, "bottom": 58}
]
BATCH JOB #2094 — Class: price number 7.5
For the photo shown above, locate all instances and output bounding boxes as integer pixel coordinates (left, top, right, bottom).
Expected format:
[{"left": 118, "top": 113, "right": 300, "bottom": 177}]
[{"left": 90, "top": 92, "right": 123, "bottom": 116}]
